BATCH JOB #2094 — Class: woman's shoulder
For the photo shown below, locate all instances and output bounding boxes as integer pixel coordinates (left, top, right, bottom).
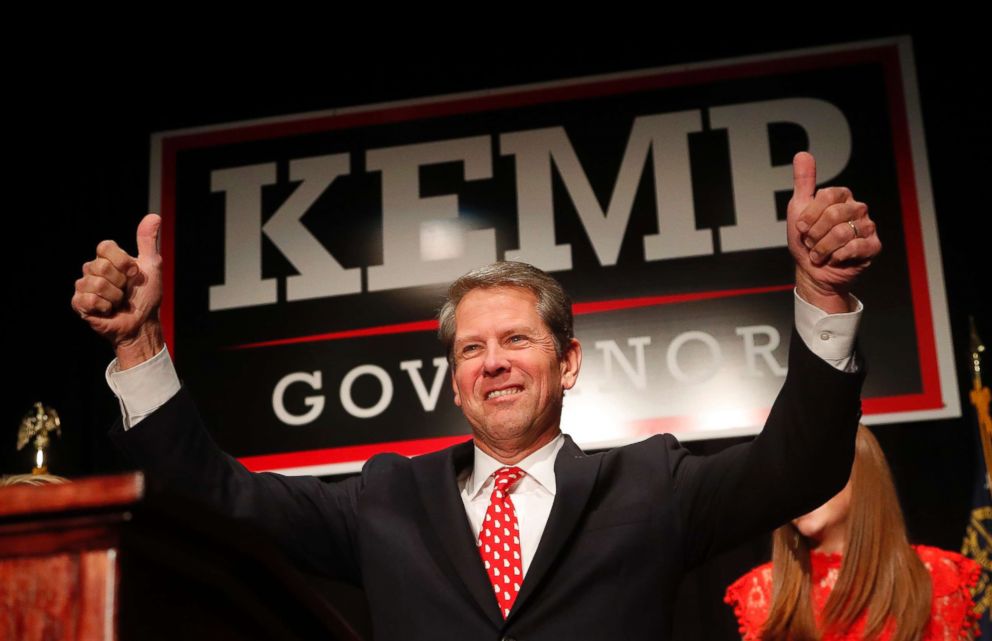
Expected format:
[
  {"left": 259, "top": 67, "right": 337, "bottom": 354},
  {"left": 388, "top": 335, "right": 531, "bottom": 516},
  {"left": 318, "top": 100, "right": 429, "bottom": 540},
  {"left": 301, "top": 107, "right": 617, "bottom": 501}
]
[
  {"left": 725, "top": 563, "right": 775, "bottom": 641},
  {"left": 913, "top": 544, "right": 981, "bottom": 597},
  {"left": 726, "top": 562, "right": 774, "bottom": 601},
  {"left": 913, "top": 545, "right": 981, "bottom": 640}
]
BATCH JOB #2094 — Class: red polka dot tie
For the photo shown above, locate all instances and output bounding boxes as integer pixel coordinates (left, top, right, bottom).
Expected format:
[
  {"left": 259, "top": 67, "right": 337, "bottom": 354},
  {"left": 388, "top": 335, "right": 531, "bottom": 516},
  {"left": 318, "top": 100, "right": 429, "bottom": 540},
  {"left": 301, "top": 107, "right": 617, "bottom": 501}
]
[{"left": 477, "top": 466, "right": 524, "bottom": 618}]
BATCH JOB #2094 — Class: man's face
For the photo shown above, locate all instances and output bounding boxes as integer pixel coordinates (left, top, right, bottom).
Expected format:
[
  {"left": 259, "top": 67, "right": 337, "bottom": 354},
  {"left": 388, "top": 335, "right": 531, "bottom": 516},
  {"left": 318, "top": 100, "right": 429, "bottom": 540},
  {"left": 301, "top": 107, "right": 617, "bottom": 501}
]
[{"left": 451, "top": 286, "right": 581, "bottom": 457}]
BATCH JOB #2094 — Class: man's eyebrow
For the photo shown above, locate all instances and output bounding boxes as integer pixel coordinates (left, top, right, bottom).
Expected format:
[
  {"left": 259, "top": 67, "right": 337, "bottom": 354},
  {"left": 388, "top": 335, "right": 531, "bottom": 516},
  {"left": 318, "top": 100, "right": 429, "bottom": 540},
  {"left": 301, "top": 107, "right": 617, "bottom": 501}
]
[
  {"left": 453, "top": 325, "right": 542, "bottom": 345},
  {"left": 501, "top": 326, "right": 541, "bottom": 337}
]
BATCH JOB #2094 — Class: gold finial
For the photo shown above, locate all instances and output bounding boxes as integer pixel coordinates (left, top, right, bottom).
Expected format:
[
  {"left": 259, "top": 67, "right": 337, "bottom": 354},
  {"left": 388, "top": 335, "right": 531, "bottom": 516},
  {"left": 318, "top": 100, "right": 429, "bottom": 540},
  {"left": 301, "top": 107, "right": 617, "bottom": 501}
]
[
  {"left": 16, "top": 402, "right": 61, "bottom": 475},
  {"left": 972, "top": 316, "right": 986, "bottom": 388},
  {"left": 967, "top": 316, "right": 992, "bottom": 500}
]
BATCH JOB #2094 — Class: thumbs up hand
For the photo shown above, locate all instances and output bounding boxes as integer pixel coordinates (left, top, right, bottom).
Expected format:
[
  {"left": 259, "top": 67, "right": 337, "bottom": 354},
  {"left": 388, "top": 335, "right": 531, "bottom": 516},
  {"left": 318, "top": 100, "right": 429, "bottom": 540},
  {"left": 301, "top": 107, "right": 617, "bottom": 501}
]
[
  {"left": 72, "top": 213, "right": 165, "bottom": 368},
  {"left": 787, "top": 153, "right": 882, "bottom": 313}
]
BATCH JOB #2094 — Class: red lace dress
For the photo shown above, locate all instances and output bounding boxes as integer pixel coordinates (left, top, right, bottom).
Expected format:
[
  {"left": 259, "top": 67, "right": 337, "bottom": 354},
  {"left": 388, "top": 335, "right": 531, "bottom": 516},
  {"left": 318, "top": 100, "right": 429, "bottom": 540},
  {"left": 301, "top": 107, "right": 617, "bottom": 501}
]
[{"left": 724, "top": 545, "right": 980, "bottom": 641}]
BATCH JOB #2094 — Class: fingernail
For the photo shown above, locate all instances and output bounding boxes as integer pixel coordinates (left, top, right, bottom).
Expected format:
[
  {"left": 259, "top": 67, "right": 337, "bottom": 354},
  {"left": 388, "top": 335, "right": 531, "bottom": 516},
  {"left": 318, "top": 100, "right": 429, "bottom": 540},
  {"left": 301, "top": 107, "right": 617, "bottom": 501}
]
[
  {"left": 797, "top": 221, "right": 809, "bottom": 233},
  {"left": 809, "top": 250, "right": 820, "bottom": 263},
  {"left": 127, "top": 265, "right": 138, "bottom": 277},
  {"left": 804, "top": 238, "right": 814, "bottom": 249}
]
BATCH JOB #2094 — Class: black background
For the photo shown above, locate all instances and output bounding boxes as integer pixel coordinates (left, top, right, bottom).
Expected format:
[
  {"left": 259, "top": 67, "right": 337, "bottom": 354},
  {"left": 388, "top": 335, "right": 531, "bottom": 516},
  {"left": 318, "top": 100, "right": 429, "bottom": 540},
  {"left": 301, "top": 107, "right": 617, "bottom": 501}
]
[{"left": 7, "top": 22, "right": 989, "bottom": 639}]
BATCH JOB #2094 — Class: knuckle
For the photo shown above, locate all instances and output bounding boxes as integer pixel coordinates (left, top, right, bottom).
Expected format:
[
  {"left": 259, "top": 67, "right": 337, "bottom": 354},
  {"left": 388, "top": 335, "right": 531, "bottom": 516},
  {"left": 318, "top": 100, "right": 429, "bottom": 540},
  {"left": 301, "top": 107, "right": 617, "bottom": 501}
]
[
  {"left": 92, "top": 258, "right": 127, "bottom": 284},
  {"left": 96, "top": 240, "right": 118, "bottom": 256},
  {"left": 90, "top": 258, "right": 111, "bottom": 276},
  {"left": 90, "top": 260, "right": 107, "bottom": 276},
  {"left": 807, "top": 213, "right": 829, "bottom": 231},
  {"left": 76, "top": 293, "right": 96, "bottom": 311},
  {"left": 827, "top": 204, "right": 849, "bottom": 223},
  {"left": 92, "top": 277, "right": 110, "bottom": 296},
  {"left": 88, "top": 293, "right": 111, "bottom": 311},
  {"left": 815, "top": 187, "right": 847, "bottom": 203}
]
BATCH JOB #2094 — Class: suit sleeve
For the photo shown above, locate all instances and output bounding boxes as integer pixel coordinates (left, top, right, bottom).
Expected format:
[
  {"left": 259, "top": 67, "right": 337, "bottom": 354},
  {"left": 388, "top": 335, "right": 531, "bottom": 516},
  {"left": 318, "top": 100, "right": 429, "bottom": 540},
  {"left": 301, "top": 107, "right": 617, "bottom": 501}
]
[
  {"left": 109, "top": 385, "right": 364, "bottom": 585},
  {"left": 671, "top": 328, "right": 864, "bottom": 567}
]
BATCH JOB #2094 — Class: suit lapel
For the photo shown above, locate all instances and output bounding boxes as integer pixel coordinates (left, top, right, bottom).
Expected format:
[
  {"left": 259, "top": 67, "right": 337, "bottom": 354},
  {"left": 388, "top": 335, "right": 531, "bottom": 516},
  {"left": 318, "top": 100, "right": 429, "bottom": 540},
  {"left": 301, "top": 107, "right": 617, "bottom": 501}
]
[
  {"left": 509, "top": 434, "right": 601, "bottom": 617},
  {"left": 411, "top": 439, "right": 503, "bottom": 626}
]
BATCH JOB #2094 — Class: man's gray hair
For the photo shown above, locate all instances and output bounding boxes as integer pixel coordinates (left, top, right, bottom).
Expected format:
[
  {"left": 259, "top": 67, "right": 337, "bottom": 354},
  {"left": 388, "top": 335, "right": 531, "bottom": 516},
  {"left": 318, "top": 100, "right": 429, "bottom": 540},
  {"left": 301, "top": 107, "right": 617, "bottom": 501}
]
[{"left": 438, "top": 261, "right": 574, "bottom": 364}]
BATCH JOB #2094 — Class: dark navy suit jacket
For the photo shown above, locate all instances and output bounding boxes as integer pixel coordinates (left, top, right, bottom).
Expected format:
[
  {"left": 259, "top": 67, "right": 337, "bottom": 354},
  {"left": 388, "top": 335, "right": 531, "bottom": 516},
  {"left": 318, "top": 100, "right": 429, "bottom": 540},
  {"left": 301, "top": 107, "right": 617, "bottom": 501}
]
[{"left": 111, "top": 331, "right": 863, "bottom": 640}]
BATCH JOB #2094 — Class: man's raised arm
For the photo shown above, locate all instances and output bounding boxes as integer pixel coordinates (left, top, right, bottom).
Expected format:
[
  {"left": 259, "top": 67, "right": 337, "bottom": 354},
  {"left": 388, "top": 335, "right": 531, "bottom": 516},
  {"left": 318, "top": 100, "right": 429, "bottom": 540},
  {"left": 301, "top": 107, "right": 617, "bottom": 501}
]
[
  {"left": 71, "top": 214, "right": 363, "bottom": 582},
  {"left": 675, "top": 152, "right": 882, "bottom": 565}
]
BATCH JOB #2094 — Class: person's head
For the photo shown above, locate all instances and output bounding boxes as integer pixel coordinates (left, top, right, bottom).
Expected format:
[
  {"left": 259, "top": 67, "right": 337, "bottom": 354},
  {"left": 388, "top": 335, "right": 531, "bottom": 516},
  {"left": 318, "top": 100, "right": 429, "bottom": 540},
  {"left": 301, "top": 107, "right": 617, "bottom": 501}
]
[
  {"left": 438, "top": 262, "right": 574, "bottom": 364},
  {"left": 762, "top": 425, "right": 930, "bottom": 641},
  {"left": 789, "top": 423, "right": 900, "bottom": 553},
  {"left": 438, "top": 262, "right": 581, "bottom": 462}
]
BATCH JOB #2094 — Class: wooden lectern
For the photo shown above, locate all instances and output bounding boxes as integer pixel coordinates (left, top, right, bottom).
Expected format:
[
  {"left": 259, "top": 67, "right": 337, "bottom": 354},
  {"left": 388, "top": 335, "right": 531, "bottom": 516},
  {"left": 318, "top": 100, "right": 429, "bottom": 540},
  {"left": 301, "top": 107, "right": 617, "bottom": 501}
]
[{"left": 0, "top": 473, "right": 364, "bottom": 641}]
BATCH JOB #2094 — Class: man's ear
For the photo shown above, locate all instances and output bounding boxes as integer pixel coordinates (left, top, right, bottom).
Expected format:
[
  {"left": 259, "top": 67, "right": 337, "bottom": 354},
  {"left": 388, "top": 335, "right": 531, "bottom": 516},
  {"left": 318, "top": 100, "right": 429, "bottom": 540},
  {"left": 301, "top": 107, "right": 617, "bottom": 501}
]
[
  {"left": 560, "top": 338, "right": 582, "bottom": 390},
  {"left": 451, "top": 369, "right": 461, "bottom": 407}
]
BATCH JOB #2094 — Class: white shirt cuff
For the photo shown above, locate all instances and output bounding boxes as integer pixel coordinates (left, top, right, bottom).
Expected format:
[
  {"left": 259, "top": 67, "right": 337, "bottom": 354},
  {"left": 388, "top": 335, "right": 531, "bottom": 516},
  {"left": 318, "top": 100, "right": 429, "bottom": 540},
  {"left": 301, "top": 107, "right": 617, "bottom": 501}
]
[
  {"left": 794, "top": 289, "right": 863, "bottom": 372},
  {"left": 105, "top": 346, "right": 181, "bottom": 430}
]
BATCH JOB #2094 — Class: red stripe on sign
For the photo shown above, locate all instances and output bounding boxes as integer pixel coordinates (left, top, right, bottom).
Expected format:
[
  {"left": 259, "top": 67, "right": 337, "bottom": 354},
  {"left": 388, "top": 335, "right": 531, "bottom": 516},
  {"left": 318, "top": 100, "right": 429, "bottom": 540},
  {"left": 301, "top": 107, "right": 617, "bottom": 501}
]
[
  {"left": 238, "top": 435, "right": 472, "bottom": 471},
  {"left": 230, "top": 319, "right": 441, "bottom": 350},
  {"left": 880, "top": 46, "right": 944, "bottom": 413},
  {"left": 862, "top": 394, "right": 939, "bottom": 414},
  {"left": 156, "top": 47, "right": 897, "bottom": 154},
  {"left": 625, "top": 408, "right": 773, "bottom": 437},
  {"left": 572, "top": 284, "right": 794, "bottom": 315},
  {"left": 226, "top": 284, "right": 795, "bottom": 350}
]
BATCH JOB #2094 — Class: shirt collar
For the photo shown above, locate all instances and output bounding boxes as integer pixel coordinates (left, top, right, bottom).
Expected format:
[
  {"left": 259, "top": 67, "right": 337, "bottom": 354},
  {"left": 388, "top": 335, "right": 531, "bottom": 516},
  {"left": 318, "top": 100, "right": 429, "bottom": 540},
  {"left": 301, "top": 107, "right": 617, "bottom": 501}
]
[{"left": 465, "top": 433, "right": 564, "bottom": 499}]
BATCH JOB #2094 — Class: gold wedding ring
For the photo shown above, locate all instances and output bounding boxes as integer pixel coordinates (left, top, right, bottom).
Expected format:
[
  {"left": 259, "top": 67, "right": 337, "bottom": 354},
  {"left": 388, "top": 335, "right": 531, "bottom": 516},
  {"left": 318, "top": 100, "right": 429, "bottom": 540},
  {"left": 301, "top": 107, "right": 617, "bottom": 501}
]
[{"left": 847, "top": 220, "right": 860, "bottom": 238}]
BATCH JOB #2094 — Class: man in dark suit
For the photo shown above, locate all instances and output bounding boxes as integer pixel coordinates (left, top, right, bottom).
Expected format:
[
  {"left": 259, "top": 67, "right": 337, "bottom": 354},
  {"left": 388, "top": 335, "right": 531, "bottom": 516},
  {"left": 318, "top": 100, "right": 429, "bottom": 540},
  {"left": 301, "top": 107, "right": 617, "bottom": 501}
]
[{"left": 73, "top": 153, "right": 880, "bottom": 640}]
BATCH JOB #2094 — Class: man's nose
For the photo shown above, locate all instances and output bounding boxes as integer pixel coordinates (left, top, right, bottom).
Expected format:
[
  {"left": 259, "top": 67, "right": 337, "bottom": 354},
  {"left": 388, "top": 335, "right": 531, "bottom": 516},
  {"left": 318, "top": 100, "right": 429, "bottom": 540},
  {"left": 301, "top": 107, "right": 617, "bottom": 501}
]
[{"left": 483, "top": 342, "right": 511, "bottom": 376}]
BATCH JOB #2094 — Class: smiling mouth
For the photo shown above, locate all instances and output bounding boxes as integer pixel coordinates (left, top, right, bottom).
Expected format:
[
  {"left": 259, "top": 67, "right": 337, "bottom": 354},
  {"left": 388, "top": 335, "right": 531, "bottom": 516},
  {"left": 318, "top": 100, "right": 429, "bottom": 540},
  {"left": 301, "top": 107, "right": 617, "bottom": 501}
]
[{"left": 487, "top": 387, "right": 523, "bottom": 400}]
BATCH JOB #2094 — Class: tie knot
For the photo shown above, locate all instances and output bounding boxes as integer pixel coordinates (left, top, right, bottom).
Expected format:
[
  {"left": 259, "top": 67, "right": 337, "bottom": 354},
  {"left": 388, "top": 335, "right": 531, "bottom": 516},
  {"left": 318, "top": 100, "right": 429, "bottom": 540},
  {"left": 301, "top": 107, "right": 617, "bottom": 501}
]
[{"left": 493, "top": 466, "right": 524, "bottom": 491}]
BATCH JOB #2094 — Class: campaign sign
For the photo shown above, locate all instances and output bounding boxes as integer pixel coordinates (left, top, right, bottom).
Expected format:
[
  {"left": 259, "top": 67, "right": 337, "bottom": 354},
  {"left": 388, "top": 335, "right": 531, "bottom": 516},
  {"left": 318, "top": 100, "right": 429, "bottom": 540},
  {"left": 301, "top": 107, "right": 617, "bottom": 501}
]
[{"left": 150, "top": 37, "right": 958, "bottom": 475}]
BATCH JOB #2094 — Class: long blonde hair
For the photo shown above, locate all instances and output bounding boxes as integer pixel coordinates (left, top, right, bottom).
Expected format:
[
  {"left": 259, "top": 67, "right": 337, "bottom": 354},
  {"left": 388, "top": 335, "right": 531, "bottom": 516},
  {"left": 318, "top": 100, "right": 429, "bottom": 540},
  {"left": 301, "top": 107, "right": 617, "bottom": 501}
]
[{"left": 761, "top": 425, "right": 931, "bottom": 641}]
